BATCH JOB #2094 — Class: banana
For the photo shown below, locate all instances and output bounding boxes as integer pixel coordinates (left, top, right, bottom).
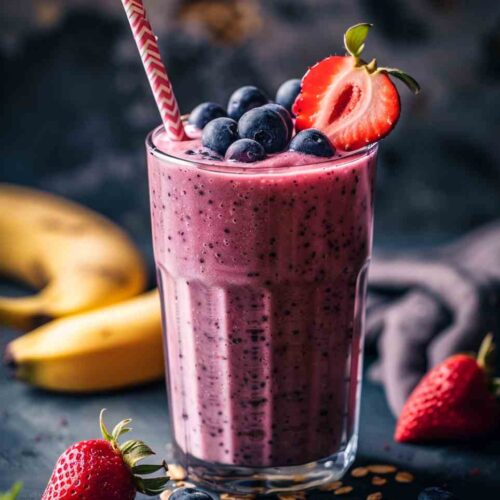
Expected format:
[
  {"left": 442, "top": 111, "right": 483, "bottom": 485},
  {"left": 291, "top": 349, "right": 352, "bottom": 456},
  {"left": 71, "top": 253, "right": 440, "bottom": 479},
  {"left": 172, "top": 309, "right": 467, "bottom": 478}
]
[
  {"left": 5, "top": 290, "right": 164, "bottom": 391},
  {"left": 0, "top": 184, "right": 147, "bottom": 329}
]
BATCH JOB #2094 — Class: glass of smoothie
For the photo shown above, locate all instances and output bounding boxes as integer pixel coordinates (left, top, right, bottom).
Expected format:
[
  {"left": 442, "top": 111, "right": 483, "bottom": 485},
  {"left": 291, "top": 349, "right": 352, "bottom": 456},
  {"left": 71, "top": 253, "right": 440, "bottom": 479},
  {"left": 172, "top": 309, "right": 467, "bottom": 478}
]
[
  {"left": 147, "top": 126, "right": 376, "bottom": 492},
  {"left": 145, "top": 23, "right": 418, "bottom": 495}
]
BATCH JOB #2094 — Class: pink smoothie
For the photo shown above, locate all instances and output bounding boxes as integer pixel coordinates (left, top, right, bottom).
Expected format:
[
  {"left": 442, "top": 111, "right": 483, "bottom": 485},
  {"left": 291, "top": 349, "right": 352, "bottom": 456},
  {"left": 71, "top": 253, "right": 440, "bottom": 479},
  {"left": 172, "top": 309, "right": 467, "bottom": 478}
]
[{"left": 147, "top": 126, "right": 377, "bottom": 467}]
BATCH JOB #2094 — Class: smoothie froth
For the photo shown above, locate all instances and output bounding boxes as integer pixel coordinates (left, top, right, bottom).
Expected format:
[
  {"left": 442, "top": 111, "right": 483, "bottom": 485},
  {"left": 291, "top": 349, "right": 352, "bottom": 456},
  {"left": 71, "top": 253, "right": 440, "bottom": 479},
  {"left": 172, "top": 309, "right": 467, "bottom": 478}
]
[{"left": 147, "top": 127, "right": 377, "bottom": 467}]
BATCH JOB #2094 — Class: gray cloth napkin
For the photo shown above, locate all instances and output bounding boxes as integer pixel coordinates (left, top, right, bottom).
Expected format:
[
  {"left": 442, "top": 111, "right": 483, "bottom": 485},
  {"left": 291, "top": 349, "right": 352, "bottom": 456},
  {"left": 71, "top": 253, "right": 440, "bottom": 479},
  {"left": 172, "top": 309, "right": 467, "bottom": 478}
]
[{"left": 366, "top": 221, "right": 500, "bottom": 417}]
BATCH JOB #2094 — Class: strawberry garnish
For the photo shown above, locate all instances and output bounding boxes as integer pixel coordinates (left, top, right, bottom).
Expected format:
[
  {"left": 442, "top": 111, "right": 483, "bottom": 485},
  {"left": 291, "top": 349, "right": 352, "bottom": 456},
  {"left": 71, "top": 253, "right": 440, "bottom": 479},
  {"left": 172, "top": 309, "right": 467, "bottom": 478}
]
[
  {"left": 42, "top": 410, "right": 168, "bottom": 499},
  {"left": 293, "top": 23, "right": 420, "bottom": 150},
  {"left": 395, "top": 334, "right": 500, "bottom": 443}
]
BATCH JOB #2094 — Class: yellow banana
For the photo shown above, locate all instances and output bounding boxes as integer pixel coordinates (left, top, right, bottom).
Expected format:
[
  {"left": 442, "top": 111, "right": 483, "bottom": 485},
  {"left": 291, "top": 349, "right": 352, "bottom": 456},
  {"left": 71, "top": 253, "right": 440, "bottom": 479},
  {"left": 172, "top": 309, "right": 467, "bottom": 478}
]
[
  {"left": 5, "top": 290, "right": 164, "bottom": 392},
  {"left": 0, "top": 184, "right": 147, "bottom": 328}
]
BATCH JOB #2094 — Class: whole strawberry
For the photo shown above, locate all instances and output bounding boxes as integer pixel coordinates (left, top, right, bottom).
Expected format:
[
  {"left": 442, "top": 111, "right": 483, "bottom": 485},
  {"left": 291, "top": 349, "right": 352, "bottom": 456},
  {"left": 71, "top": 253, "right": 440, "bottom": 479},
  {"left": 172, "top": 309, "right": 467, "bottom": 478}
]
[
  {"left": 42, "top": 410, "right": 168, "bottom": 499},
  {"left": 395, "top": 334, "right": 500, "bottom": 443}
]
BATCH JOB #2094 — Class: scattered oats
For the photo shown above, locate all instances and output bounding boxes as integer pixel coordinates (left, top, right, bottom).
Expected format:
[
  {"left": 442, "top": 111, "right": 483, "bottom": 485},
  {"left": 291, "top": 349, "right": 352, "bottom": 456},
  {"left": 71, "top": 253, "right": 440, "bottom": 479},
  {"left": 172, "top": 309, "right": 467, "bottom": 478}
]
[
  {"left": 334, "top": 486, "right": 354, "bottom": 495},
  {"left": 277, "top": 492, "right": 306, "bottom": 500},
  {"left": 367, "top": 465, "right": 397, "bottom": 474},
  {"left": 351, "top": 467, "right": 369, "bottom": 478},
  {"left": 371, "top": 476, "right": 387, "bottom": 486},
  {"left": 167, "top": 463, "right": 187, "bottom": 481},
  {"left": 395, "top": 471, "right": 414, "bottom": 483},
  {"left": 221, "top": 494, "right": 256, "bottom": 500},
  {"left": 367, "top": 493, "right": 383, "bottom": 500},
  {"left": 160, "top": 490, "right": 173, "bottom": 500},
  {"left": 319, "top": 481, "right": 343, "bottom": 491}
]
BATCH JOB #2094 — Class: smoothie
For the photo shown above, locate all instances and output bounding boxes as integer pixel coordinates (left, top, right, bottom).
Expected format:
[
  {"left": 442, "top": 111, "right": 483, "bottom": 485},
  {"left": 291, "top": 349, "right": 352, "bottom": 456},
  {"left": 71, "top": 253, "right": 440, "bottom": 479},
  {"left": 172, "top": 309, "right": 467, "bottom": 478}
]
[{"left": 147, "top": 127, "right": 377, "bottom": 468}]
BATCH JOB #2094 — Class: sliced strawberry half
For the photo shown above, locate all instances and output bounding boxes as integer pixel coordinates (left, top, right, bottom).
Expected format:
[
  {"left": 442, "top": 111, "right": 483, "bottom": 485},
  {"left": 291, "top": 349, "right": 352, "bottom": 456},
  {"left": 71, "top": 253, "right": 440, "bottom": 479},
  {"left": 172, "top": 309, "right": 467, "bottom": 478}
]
[{"left": 293, "top": 23, "right": 420, "bottom": 151}]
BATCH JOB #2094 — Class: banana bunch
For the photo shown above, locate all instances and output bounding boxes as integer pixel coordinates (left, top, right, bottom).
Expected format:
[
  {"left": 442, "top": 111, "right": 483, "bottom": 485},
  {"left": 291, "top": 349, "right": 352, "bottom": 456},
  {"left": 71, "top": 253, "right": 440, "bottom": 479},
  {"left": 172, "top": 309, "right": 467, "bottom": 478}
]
[{"left": 0, "top": 184, "right": 164, "bottom": 391}]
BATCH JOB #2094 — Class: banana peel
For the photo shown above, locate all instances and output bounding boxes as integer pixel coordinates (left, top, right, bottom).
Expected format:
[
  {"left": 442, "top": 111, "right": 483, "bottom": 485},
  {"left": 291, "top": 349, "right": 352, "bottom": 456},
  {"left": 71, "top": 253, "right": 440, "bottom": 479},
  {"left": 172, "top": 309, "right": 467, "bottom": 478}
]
[
  {"left": 5, "top": 290, "right": 164, "bottom": 392},
  {"left": 0, "top": 184, "right": 147, "bottom": 329}
]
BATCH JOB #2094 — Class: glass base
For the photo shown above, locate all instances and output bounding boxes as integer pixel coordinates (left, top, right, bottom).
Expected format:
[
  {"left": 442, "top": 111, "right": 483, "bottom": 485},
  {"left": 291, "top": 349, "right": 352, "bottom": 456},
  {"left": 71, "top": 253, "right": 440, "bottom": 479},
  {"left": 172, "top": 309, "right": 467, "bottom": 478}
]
[{"left": 177, "top": 435, "right": 358, "bottom": 495}]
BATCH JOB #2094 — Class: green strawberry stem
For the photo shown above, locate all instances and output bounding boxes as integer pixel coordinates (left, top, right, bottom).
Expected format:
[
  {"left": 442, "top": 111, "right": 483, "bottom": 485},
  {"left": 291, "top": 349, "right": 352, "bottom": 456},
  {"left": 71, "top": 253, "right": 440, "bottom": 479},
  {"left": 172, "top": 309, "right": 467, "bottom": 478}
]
[
  {"left": 477, "top": 332, "right": 494, "bottom": 371},
  {"left": 476, "top": 333, "right": 500, "bottom": 398},
  {"left": 99, "top": 409, "right": 169, "bottom": 496},
  {"left": 343, "top": 23, "right": 421, "bottom": 94},
  {"left": 344, "top": 22, "right": 372, "bottom": 58}
]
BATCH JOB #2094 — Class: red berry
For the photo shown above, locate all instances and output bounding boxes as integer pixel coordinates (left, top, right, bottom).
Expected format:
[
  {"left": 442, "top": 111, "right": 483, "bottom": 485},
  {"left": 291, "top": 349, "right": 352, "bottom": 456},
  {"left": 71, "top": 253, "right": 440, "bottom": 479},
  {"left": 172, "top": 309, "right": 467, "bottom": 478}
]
[
  {"left": 42, "top": 439, "right": 135, "bottom": 500},
  {"left": 42, "top": 410, "right": 168, "bottom": 499},
  {"left": 292, "top": 23, "right": 419, "bottom": 151},
  {"left": 395, "top": 353, "right": 499, "bottom": 443},
  {"left": 293, "top": 55, "right": 400, "bottom": 151}
]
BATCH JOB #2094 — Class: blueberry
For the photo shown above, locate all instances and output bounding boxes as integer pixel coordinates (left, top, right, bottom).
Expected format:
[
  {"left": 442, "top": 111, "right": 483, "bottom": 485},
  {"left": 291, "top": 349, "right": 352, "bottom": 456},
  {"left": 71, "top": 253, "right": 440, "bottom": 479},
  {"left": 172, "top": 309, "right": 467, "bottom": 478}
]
[
  {"left": 418, "top": 487, "right": 459, "bottom": 500},
  {"left": 238, "top": 107, "right": 289, "bottom": 153},
  {"left": 227, "top": 86, "right": 269, "bottom": 120},
  {"left": 289, "top": 129, "right": 335, "bottom": 157},
  {"left": 170, "top": 488, "right": 212, "bottom": 500},
  {"left": 226, "top": 139, "right": 266, "bottom": 163},
  {"left": 202, "top": 117, "right": 239, "bottom": 155},
  {"left": 188, "top": 102, "right": 227, "bottom": 129},
  {"left": 275, "top": 78, "right": 301, "bottom": 113},
  {"left": 261, "top": 103, "right": 293, "bottom": 141}
]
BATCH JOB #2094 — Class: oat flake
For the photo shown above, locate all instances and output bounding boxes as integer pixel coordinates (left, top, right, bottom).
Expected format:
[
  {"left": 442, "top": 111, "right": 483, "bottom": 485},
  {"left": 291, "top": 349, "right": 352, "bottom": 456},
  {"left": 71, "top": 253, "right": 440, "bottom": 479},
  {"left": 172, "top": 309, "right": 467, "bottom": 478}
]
[{"left": 395, "top": 471, "right": 414, "bottom": 483}]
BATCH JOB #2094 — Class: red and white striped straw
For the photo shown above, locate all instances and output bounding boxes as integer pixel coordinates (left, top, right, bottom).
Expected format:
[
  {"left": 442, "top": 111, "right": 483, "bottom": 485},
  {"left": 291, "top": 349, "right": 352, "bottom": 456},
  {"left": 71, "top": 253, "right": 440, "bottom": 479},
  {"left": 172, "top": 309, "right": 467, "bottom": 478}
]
[{"left": 121, "top": 0, "right": 187, "bottom": 141}]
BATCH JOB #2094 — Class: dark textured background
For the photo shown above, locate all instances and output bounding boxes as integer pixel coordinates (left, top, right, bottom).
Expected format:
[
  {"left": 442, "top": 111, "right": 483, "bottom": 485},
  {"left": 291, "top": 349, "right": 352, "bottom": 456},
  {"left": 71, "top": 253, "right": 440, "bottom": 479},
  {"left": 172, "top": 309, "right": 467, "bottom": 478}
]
[
  {"left": 2, "top": 0, "right": 500, "bottom": 260},
  {"left": 1, "top": 0, "right": 500, "bottom": 498}
]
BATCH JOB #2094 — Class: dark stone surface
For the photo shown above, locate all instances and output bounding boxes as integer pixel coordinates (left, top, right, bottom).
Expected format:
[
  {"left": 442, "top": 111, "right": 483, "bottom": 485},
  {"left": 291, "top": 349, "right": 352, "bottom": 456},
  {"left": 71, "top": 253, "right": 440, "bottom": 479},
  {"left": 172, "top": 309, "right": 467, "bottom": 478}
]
[
  {"left": 1, "top": 1, "right": 499, "bottom": 252},
  {"left": 1, "top": 314, "right": 500, "bottom": 499}
]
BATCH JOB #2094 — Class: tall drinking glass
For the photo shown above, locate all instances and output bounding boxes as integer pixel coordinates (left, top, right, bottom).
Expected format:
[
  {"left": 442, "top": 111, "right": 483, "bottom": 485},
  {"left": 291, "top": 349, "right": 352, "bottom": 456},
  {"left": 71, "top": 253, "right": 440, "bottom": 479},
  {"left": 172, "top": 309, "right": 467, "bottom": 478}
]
[{"left": 146, "top": 125, "right": 377, "bottom": 494}]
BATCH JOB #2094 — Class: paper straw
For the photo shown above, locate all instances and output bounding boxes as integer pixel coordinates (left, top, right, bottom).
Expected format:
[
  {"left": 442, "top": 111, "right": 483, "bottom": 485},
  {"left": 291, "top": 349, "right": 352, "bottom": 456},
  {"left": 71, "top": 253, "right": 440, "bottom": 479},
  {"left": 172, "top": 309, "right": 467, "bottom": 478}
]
[{"left": 121, "top": 0, "right": 187, "bottom": 141}]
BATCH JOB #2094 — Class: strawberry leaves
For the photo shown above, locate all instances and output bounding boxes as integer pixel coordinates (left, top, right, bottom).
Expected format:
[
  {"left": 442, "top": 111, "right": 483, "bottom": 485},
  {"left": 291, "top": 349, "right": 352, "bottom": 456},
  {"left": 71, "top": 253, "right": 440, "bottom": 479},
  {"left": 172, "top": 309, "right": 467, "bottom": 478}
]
[
  {"left": 344, "top": 23, "right": 373, "bottom": 58},
  {"left": 99, "top": 408, "right": 113, "bottom": 442},
  {"left": 123, "top": 441, "right": 156, "bottom": 468},
  {"left": 136, "top": 476, "right": 170, "bottom": 496},
  {"left": 99, "top": 409, "right": 169, "bottom": 497},
  {"left": 132, "top": 463, "right": 168, "bottom": 475},
  {"left": 112, "top": 418, "right": 132, "bottom": 442},
  {"left": 380, "top": 68, "right": 421, "bottom": 94},
  {"left": 343, "top": 23, "right": 421, "bottom": 95}
]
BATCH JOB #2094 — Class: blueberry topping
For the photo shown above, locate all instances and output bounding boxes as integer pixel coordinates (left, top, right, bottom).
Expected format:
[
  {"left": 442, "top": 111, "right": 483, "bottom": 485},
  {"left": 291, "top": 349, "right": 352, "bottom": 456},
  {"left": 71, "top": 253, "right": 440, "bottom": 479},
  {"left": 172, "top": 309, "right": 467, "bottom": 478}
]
[
  {"left": 170, "top": 488, "right": 213, "bottom": 500},
  {"left": 227, "top": 86, "right": 269, "bottom": 120},
  {"left": 289, "top": 129, "right": 335, "bottom": 157},
  {"left": 226, "top": 139, "right": 266, "bottom": 163},
  {"left": 275, "top": 78, "right": 301, "bottom": 113},
  {"left": 261, "top": 103, "right": 293, "bottom": 141},
  {"left": 418, "top": 487, "right": 458, "bottom": 500},
  {"left": 188, "top": 102, "right": 227, "bottom": 129},
  {"left": 238, "top": 107, "right": 289, "bottom": 153},
  {"left": 202, "top": 117, "right": 239, "bottom": 155}
]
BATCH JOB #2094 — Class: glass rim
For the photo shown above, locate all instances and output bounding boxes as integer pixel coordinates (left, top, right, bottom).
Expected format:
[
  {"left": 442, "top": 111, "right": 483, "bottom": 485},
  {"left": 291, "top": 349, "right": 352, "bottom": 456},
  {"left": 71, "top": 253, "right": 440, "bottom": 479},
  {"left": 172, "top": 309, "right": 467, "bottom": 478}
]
[{"left": 146, "top": 123, "right": 378, "bottom": 174}]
